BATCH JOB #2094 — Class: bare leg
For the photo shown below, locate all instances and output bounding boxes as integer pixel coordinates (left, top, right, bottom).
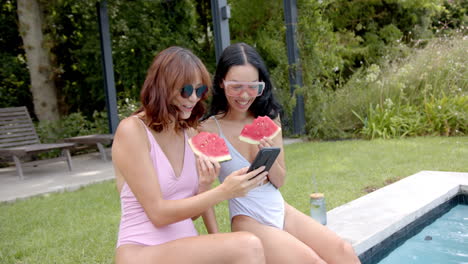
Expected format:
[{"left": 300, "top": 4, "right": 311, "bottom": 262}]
[
  {"left": 283, "top": 202, "right": 361, "bottom": 264},
  {"left": 232, "top": 215, "right": 326, "bottom": 264},
  {"left": 116, "top": 231, "right": 265, "bottom": 264}
]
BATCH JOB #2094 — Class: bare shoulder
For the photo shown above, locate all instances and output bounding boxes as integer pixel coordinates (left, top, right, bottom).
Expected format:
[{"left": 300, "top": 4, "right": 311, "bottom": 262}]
[
  {"left": 113, "top": 116, "right": 149, "bottom": 150},
  {"left": 273, "top": 115, "right": 282, "bottom": 128},
  {"left": 270, "top": 115, "right": 284, "bottom": 145},
  {"left": 186, "top": 127, "right": 199, "bottom": 138},
  {"left": 114, "top": 116, "right": 143, "bottom": 140},
  {"left": 198, "top": 117, "right": 218, "bottom": 134}
]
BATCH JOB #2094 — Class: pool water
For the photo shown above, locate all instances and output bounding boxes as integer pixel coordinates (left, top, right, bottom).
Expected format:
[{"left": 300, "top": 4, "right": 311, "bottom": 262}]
[{"left": 377, "top": 204, "right": 468, "bottom": 264}]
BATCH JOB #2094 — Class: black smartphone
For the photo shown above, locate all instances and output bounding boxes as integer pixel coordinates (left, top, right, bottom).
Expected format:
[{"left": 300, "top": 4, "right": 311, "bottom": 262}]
[{"left": 247, "top": 147, "right": 281, "bottom": 180}]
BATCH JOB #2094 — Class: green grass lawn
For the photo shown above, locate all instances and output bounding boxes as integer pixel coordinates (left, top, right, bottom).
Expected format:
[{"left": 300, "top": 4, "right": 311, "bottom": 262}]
[{"left": 1, "top": 136, "right": 467, "bottom": 264}]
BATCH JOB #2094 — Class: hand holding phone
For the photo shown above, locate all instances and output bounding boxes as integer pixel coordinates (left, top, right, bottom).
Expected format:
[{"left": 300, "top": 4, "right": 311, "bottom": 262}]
[{"left": 247, "top": 147, "right": 281, "bottom": 180}]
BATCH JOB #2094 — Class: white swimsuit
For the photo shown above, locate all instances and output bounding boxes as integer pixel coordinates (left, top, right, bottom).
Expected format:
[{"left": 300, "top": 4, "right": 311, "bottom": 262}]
[{"left": 212, "top": 117, "right": 285, "bottom": 229}]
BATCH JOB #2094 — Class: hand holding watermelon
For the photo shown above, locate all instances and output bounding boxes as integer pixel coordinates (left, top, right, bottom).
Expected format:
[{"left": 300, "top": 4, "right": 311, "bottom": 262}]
[
  {"left": 189, "top": 132, "right": 230, "bottom": 192},
  {"left": 188, "top": 125, "right": 273, "bottom": 197},
  {"left": 239, "top": 116, "right": 281, "bottom": 145},
  {"left": 257, "top": 136, "right": 275, "bottom": 150},
  {"left": 195, "top": 154, "right": 221, "bottom": 193},
  {"left": 188, "top": 132, "right": 232, "bottom": 162}
]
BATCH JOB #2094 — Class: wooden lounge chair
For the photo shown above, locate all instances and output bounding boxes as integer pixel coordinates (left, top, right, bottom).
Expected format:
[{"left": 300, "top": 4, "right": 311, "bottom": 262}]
[
  {"left": 64, "top": 134, "right": 114, "bottom": 161},
  {"left": 0, "top": 106, "right": 75, "bottom": 180}
]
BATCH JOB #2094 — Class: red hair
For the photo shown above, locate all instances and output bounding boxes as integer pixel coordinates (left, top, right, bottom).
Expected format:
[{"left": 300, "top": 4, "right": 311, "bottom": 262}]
[{"left": 137, "top": 46, "right": 211, "bottom": 132}]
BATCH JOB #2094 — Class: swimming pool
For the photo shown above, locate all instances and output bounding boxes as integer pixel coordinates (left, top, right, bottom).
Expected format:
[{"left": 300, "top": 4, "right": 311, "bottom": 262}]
[
  {"left": 325, "top": 171, "right": 468, "bottom": 264},
  {"left": 360, "top": 194, "right": 468, "bottom": 264}
]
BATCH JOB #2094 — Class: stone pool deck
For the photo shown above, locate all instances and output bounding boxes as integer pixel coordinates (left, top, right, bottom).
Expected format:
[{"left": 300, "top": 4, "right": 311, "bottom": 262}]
[{"left": 327, "top": 170, "right": 468, "bottom": 256}]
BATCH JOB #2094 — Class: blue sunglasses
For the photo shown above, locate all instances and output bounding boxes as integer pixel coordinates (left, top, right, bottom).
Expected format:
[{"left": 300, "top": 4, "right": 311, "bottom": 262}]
[{"left": 181, "top": 84, "right": 208, "bottom": 98}]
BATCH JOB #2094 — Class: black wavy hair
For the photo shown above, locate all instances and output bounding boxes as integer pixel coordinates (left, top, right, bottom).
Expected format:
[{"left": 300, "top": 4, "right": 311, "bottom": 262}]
[{"left": 205, "top": 42, "right": 282, "bottom": 120}]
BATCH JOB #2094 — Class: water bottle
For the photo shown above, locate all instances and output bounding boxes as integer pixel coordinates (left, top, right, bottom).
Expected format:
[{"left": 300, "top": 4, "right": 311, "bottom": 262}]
[{"left": 310, "top": 193, "right": 327, "bottom": 225}]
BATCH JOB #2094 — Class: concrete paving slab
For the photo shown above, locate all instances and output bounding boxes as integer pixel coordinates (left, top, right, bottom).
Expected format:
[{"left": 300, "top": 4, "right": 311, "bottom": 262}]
[
  {"left": 283, "top": 137, "right": 305, "bottom": 145},
  {"left": 0, "top": 150, "right": 115, "bottom": 203}
]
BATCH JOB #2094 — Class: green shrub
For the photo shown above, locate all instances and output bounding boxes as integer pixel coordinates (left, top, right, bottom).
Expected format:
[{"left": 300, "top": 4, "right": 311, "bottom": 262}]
[
  {"left": 34, "top": 112, "right": 108, "bottom": 158},
  {"left": 354, "top": 100, "right": 422, "bottom": 139},
  {"left": 35, "top": 96, "right": 140, "bottom": 147},
  {"left": 90, "top": 111, "right": 110, "bottom": 134},
  {"left": 36, "top": 112, "right": 94, "bottom": 144},
  {"left": 304, "top": 65, "right": 384, "bottom": 139},
  {"left": 422, "top": 94, "right": 468, "bottom": 136},
  {"left": 355, "top": 94, "right": 467, "bottom": 139},
  {"left": 306, "top": 35, "right": 467, "bottom": 139},
  {"left": 33, "top": 113, "right": 89, "bottom": 158},
  {"left": 117, "top": 97, "right": 140, "bottom": 120}
]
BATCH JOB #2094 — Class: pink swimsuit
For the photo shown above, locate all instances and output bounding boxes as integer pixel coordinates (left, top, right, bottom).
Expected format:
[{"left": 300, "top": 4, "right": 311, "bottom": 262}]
[{"left": 116, "top": 120, "right": 199, "bottom": 247}]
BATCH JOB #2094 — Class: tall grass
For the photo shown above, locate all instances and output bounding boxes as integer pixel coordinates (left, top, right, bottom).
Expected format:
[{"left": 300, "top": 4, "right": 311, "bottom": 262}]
[{"left": 306, "top": 35, "right": 468, "bottom": 139}]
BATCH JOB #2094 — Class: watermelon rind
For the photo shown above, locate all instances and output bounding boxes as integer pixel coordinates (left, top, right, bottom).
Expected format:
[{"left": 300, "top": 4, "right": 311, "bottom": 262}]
[
  {"left": 188, "top": 132, "right": 232, "bottom": 162},
  {"left": 238, "top": 116, "right": 281, "bottom": 145}
]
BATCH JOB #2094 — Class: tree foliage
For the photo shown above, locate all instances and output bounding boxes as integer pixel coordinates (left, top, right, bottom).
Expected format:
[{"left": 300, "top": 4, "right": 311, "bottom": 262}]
[
  {"left": 228, "top": 0, "right": 292, "bottom": 117},
  {"left": 41, "top": 0, "right": 210, "bottom": 116},
  {"left": 0, "top": 0, "right": 465, "bottom": 138},
  {"left": 0, "top": 0, "right": 32, "bottom": 113}
]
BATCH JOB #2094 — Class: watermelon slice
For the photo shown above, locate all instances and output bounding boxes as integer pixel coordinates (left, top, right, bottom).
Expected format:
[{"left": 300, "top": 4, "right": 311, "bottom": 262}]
[
  {"left": 239, "top": 116, "right": 281, "bottom": 144},
  {"left": 188, "top": 132, "right": 232, "bottom": 162}
]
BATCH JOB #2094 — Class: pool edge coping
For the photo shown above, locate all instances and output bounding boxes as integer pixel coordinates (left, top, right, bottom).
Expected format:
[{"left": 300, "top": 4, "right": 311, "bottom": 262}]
[{"left": 326, "top": 170, "right": 468, "bottom": 256}]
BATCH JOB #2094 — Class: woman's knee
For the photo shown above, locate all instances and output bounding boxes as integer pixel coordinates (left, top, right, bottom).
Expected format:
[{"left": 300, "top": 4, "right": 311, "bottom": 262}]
[
  {"left": 310, "top": 257, "right": 327, "bottom": 264},
  {"left": 338, "top": 240, "right": 361, "bottom": 263},
  {"left": 234, "top": 231, "right": 265, "bottom": 262},
  {"left": 236, "top": 231, "right": 264, "bottom": 252}
]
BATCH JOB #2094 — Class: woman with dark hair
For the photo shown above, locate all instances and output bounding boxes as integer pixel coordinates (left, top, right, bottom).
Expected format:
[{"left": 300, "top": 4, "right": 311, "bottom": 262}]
[
  {"left": 112, "top": 46, "right": 268, "bottom": 264},
  {"left": 201, "top": 43, "right": 361, "bottom": 264}
]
